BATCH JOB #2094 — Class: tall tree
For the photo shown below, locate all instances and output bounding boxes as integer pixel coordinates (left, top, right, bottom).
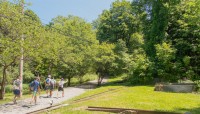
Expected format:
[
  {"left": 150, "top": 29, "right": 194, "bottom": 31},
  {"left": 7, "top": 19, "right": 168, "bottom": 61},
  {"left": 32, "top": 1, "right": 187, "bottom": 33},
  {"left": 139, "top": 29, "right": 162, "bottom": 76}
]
[
  {"left": 166, "top": 0, "right": 200, "bottom": 80},
  {"left": 0, "top": 1, "right": 48, "bottom": 98},
  {"left": 50, "top": 15, "right": 98, "bottom": 85},
  {"left": 97, "top": 0, "right": 138, "bottom": 51},
  {"left": 0, "top": 1, "right": 24, "bottom": 99},
  {"left": 93, "top": 43, "right": 116, "bottom": 86}
]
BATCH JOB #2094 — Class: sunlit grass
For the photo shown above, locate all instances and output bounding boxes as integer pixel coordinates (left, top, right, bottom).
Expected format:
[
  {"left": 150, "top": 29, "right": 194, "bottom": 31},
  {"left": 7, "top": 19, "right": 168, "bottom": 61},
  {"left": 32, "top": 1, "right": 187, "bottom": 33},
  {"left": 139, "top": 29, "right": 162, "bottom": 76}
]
[{"left": 49, "top": 76, "right": 200, "bottom": 114}]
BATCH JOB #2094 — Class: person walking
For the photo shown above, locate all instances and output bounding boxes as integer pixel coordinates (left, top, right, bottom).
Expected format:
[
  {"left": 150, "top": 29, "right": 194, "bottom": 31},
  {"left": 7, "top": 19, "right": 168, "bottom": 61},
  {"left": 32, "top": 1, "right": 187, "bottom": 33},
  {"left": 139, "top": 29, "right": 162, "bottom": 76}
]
[
  {"left": 51, "top": 77, "right": 56, "bottom": 89},
  {"left": 45, "top": 75, "right": 51, "bottom": 97},
  {"left": 50, "top": 77, "right": 56, "bottom": 97},
  {"left": 50, "top": 78, "right": 56, "bottom": 97},
  {"left": 57, "top": 78, "right": 65, "bottom": 98},
  {"left": 30, "top": 77, "right": 40, "bottom": 105},
  {"left": 13, "top": 77, "right": 21, "bottom": 104}
]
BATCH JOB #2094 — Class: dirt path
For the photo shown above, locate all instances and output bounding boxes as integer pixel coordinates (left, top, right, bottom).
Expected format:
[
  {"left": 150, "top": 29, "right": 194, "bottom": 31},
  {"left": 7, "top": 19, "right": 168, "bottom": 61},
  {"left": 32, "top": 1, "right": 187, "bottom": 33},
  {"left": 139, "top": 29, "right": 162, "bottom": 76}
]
[{"left": 0, "top": 78, "right": 107, "bottom": 114}]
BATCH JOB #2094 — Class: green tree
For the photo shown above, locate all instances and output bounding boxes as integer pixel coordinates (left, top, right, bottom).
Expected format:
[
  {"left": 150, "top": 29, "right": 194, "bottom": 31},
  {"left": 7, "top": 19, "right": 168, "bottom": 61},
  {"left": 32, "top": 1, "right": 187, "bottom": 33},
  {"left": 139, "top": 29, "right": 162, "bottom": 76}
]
[
  {"left": 97, "top": 0, "right": 138, "bottom": 50},
  {"left": 127, "top": 32, "right": 151, "bottom": 84},
  {"left": 93, "top": 43, "right": 116, "bottom": 86},
  {"left": 0, "top": 0, "right": 53, "bottom": 99},
  {"left": 50, "top": 15, "right": 98, "bottom": 86},
  {"left": 112, "top": 39, "right": 133, "bottom": 76},
  {"left": 155, "top": 42, "right": 177, "bottom": 82},
  {"left": 166, "top": 0, "right": 200, "bottom": 80},
  {"left": 24, "top": 9, "right": 41, "bottom": 25},
  {"left": 0, "top": 1, "right": 24, "bottom": 99}
]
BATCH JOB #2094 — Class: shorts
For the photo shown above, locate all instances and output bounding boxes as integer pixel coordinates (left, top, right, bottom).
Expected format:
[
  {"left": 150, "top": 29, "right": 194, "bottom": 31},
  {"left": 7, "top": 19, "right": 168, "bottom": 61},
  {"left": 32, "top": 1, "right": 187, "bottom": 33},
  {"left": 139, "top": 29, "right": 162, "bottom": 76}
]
[
  {"left": 13, "top": 89, "right": 20, "bottom": 96},
  {"left": 46, "top": 85, "right": 54, "bottom": 90},
  {"left": 32, "top": 91, "right": 38, "bottom": 96},
  {"left": 45, "top": 86, "right": 50, "bottom": 90},
  {"left": 58, "top": 87, "right": 63, "bottom": 91}
]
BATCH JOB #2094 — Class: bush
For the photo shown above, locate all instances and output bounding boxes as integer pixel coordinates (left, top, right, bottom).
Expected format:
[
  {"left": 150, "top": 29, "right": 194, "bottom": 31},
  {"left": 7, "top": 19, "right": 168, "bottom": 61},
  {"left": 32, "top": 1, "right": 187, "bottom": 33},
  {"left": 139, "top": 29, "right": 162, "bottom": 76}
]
[
  {"left": 127, "top": 49, "right": 153, "bottom": 84},
  {"left": 5, "top": 85, "right": 13, "bottom": 93},
  {"left": 22, "top": 84, "right": 30, "bottom": 94},
  {"left": 194, "top": 81, "right": 200, "bottom": 92}
]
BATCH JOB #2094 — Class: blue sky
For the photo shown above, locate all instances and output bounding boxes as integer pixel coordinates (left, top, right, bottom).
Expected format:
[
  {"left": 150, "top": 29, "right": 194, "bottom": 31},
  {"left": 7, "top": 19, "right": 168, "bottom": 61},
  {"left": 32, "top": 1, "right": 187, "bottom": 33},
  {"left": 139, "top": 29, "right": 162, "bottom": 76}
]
[{"left": 25, "top": 0, "right": 118, "bottom": 24}]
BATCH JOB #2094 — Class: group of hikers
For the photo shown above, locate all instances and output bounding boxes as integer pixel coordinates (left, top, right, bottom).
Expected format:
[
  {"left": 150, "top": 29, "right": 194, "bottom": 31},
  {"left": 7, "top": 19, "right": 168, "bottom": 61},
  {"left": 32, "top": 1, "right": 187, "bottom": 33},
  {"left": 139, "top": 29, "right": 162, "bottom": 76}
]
[{"left": 12, "top": 75, "right": 66, "bottom": 105}]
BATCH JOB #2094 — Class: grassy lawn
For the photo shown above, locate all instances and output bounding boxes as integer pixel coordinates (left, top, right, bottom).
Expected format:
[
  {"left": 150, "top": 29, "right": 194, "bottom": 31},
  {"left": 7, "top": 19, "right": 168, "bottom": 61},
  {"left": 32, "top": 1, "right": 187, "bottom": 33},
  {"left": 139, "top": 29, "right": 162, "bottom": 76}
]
[{"left": 48, "top": 77, "right": 200, "bottom": 114}]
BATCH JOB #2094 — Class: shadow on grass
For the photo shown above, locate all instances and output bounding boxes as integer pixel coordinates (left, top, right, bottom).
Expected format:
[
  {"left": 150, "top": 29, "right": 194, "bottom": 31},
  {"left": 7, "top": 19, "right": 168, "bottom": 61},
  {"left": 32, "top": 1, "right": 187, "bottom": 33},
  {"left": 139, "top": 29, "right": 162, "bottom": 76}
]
[
  {"left": 74, "top": 82, "right": 98, "bottom": 89},
  {"left": 74, "top": 76, "right": 155, "bottom": 90},
  {"left": 102, "top": 79, "right": 155, "bottom": 87},
  {"left": 173, "top": 106, "right": 200, "bottom": 114}
]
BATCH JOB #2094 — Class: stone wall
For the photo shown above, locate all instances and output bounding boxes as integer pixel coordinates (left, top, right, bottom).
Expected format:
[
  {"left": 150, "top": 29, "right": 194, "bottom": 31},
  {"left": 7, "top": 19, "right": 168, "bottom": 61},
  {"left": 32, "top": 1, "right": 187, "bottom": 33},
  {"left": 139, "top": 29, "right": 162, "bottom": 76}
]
[{"left": 154, "top": 83, "right": 197, "bottom": 93}]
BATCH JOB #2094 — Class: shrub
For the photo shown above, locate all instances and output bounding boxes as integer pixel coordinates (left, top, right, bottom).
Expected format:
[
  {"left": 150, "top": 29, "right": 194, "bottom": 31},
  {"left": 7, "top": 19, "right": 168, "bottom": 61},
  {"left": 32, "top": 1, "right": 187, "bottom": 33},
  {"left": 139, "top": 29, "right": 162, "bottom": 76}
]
[{"left": 128, "top": 49, "right": 153, "bottom": 84}]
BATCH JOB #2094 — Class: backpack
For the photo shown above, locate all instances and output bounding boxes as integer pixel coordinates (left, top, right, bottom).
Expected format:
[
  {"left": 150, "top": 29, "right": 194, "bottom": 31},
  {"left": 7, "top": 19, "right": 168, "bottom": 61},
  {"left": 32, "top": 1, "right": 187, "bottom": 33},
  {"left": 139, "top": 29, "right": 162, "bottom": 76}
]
[
  {"left": 14, "top": 80, "right": 21, "bottom": 86},
  {"left": 50, "top": 79, "right": 55, "bottom": 87},
  {"left": 13, "top": 80, "right": 20, "bottom": 90},
  {"left": 46, "top": 78, "right": 51, "bottom": 85},
  {"left": 29, "top": 81, "right": 35, "bottom": 91}
]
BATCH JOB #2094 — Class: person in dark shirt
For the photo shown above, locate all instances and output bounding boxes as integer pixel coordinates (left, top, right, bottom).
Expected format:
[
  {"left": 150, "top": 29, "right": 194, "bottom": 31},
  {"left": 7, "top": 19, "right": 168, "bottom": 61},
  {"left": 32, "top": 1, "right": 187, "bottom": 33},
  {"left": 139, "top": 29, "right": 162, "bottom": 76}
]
[
  {"left": 45, "top": 75, "right": 51, "bottom": 97},
  {"left": 30, "top": 77, "right": 40, "bottom": 105}
]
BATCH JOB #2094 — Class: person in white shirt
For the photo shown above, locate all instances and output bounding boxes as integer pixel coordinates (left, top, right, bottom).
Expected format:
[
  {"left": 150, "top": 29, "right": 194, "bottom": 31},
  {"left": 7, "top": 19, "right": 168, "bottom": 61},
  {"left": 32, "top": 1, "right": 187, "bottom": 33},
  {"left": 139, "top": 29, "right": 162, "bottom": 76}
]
[
  {"left": 13, "top": 77, "right": 21, "bottom": 104},
  {"left": 49, "top": 77, "right": 56, "bottom": 97},
  {"left": 57, "top": 78, "right": 65, "bottom": 98}
]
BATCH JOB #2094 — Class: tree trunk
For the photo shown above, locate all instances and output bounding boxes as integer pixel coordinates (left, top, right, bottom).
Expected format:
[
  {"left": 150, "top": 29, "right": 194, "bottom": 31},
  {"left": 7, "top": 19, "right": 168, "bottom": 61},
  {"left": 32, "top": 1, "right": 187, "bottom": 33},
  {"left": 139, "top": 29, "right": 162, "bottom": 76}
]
[
  {"left": 97, "top": 74, "right": 104, "bottom": 86},
  {"left": 0, "top": 67, "right": 7, "bottom": 99},
  {"left": 67, "top": 77, "right": 71, "bottom": 86},
  {"left": 79, "top": 76, "right": 83, "bottom": 84},
  {"left": 48, "top": 62, "right": 53, "bottom": 75},
  {"left": 19, "top": 54, "right": 23, "bottom": 97},
  {"left": 97, "top": 76, "right": 101, "bottom": 86}
]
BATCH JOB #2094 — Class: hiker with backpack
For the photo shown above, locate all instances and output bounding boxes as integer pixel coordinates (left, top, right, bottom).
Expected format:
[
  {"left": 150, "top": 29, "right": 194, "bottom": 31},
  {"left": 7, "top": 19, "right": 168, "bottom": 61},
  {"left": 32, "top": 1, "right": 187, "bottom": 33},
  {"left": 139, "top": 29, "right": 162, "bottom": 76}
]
[
  {"left": 30, "top": 77, "right": 40, "bottom": 105},
  {"left": 45, "top": 75, "right": 53, "bottom": 97},
  {"left": 13, "top": 77, "right": 21, "bottom": 104},
  {"left": 50, "top": 77, "right": 56, "bottom": 97}
]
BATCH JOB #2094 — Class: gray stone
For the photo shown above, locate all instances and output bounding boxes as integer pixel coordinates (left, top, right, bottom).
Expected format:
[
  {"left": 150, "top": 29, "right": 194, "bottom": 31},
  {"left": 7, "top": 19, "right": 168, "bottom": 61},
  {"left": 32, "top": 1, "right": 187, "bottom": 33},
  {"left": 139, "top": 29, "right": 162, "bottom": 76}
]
[{"left": 155, "top": 83, "right": 197, "bottom": 93}]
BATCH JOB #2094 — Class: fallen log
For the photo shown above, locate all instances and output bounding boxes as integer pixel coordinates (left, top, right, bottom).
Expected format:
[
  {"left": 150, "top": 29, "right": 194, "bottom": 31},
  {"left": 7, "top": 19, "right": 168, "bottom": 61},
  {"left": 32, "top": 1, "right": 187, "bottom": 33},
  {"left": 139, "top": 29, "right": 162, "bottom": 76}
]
[{"left": 87, "top": 106, "right": 183, "bottom": 114}]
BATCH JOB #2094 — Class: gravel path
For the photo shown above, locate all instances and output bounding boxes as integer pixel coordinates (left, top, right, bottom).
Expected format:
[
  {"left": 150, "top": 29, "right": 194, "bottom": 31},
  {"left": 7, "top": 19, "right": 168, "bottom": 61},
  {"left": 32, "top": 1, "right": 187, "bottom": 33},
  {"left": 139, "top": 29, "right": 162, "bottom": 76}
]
[{"left": 0, "top": 78, "right": 107, "bottom": 114}]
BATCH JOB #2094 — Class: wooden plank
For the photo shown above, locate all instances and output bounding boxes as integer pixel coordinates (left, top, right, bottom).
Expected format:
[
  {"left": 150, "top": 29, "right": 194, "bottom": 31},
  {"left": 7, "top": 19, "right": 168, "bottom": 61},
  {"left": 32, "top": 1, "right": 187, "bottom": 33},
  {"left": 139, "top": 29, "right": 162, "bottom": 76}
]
[{"left": 87, "top": 106, "right": 182, "bottom": 114}]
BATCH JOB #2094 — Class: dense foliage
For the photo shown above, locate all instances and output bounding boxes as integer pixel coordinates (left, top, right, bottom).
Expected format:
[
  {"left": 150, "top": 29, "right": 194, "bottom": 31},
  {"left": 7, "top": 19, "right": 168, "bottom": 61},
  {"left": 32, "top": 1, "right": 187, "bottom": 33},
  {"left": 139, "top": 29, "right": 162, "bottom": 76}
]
[{"left": 96, "top": 0, "right": 200, "bottom": 84}]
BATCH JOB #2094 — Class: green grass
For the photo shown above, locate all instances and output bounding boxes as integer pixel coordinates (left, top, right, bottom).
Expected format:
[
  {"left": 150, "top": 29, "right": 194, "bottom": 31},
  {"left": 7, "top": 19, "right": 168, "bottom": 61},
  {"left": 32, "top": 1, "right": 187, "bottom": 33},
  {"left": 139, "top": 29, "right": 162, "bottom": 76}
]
[
  {"left": 48, "top": 76, "right": 200, "bottom": 114},
  {"left": 0, "top": 93, "right": 14, "bottom": 104}
]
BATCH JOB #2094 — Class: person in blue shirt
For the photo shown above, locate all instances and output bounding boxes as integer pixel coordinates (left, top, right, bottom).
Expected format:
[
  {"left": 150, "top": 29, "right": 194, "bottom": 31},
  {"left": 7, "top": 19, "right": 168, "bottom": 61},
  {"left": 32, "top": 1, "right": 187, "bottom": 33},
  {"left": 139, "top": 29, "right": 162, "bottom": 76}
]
[{"left": 30, "top": 77, "right": 40, "bottom": 105}]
